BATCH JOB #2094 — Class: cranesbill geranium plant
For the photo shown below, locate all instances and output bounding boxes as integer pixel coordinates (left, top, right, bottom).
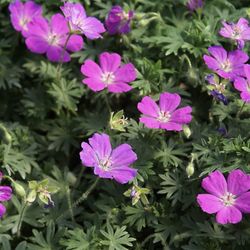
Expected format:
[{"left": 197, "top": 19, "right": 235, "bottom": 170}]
[
  {"left": 197, "top": 170, "right": 250, "bottom": 224},
  {"left": 25, "top": 14, "right": 83, "bottom": 62},
  {"left": 60, "top": 1, "right": 105, "bottom": 39},
  {"left": 80, "top": 133, "right": 137, "bottom": 184},
  {"left": 81, "top": 52, "right": 137, "bottom": 93},
  {"left": 137, "top": 92, "right": 192, "bottom": 131},
  {"left": 203, "top": 46, "right": 249, "bottom": 80},
  {"left": 9, "top": 0, "right": 42, "bottom": 37},
  {"left": 219, "top": 18, "right": 250, "bottom": 49}
]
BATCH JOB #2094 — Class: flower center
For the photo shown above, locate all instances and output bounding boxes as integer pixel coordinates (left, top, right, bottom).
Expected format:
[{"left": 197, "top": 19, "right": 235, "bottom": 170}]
[
  {"left": 221, "top": 60, "right": 232, "bottom": 72},
  {"left": 99, "top": 158, "right": 112, "bottom": 171},
  {"left": 232, "top": 26, "right": 242, "bottom": 39},
  {"left": 47, "top": 33, "right": 60, "bottom": 46},
  {"left": 101, "top": 72, "right": 115, "bottom": 85},
  {"left": 220, "top": 192, "right": 236, "bottom": 207},
  {"left": 157, "top": 110, "right": 171, "bottom": 123},
  {"left": 19, "top": 17, "right": 29, "bottom": 30}
]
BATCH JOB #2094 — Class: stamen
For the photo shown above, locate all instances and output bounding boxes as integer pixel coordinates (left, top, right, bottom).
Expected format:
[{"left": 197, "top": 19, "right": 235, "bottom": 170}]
[
  {"left": 220, "top": 192, "right": 236, "bottom": 207},
  {"left": 157, "top": 110, "right": 171, "bottom": 123},
  {"left": 101, "top": 72, "right": 115, "bottom": 85}
]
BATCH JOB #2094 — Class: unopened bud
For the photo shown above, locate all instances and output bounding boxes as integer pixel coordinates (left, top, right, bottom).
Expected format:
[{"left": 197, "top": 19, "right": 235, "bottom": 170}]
[
  {"left": 66, "top": 172, "right": 77, "bottom": 186},
  {"left": 186, "top": 162, "right": 195, "bottom": 178},
  {"left": 13, "top": 181, "right": 26, "bottom": 198},
  {"left": 183, "top": 125, "right": 192, "bottom": 138}
]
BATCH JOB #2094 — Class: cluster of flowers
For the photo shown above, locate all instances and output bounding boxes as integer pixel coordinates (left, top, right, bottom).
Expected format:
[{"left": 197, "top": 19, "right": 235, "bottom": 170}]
[
  {"left": 0, "top": 172, "right": 12, "bottom": 218},
  {"left": 8, "top": 1, "right": 250, "bottom": 226},
  {"left": 204, "top": 18, "right": 250, "bottom": 104},
  {"left": 9, "top": 0, "right": 134, "bottom": 62},
  {"left": 9, "top": 1, "right": 193, "bottom": 184}
]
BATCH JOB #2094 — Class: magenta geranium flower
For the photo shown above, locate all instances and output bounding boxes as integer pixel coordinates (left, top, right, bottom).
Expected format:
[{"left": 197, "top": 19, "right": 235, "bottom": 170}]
[
  {"left": 0, "top": 172, "right": 12, "bottom": 218},
  {"left": 80, "top": 133, "right": 137, "bottom": 184},
  {"left": 25, "top": 14, "right": 83, "bottom": 62},
  {"left": 197, "top": 170, "right": 250, "bottom": 224},
  {"left": 81, "top": 52, "right": 137, "bottom": 93},
  {"left": 137, "top": 92, "right": 192, "bottom": 131},
  {"left": 187, "top": 0, "right": 203, "bottom": 12},
  {"left": 9, "top": 0, "right": 42, "bottom": 37},
  {"left": 219, "top": 18, "right": 250, "bottom": 49},
  {"left": 105, "top": 6, "right": 134, "bottom": 35},
  {"left": 203, "top": 46, "right": 249, "bottom": 80},
  {"left": 234, "top": 64, "right": 250, "bottom": 102},
  {"left": 60, "top": 2, "right": 105, "bottom": 39}
]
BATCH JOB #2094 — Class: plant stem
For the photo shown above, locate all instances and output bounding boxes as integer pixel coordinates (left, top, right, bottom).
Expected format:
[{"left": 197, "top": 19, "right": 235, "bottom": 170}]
[
  {"left": 56, "top": 33, "right": 72, "bottom": 81},
  {"left": 17, "top": 202, "right": 28, "bottom": 237},
  {"left": 56, "top": 178, "right": 100, "bottom": 222},
  {"left": 66, "top": 187, "right": 75, "bottom": 223},
  {"left": 104, "top": 93, "right": 112, "bottom": 114},
  {"left": 237, "top": 101, "right": 246, "bottom": 119}
]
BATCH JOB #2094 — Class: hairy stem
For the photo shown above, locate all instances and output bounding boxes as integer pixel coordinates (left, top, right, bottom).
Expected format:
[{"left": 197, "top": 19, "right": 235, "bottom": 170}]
[
  {"left": 237, "top": 101, "right": 246, "bottom": 119},
  {"left": 17, "top": 202, "right": 28, "bottom": 237},
  {"left": 56, "top": 178, "right": 99, "bottom": 222}
]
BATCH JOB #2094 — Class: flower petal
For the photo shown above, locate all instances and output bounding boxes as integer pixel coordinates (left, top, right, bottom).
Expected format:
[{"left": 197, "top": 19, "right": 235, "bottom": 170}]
[
  {"left": 81, "top": 59, "right": 102, "bottom": 78},
  {"left": 235, "top": 192, "right": 250, "bottom": 213},
  {"left": 227, "top": 169, "right": 250, "bottom": 196},
  {"left": 88, "top": 133, "right": 112, "bottom": 160},
  {"left": 197, "top": 194, "right": 224, "bottom": 214},
  {"left": 203, "top": 55, "right": 220, "bottom": 70},
  {"left": 25, "top": 36, "right": 48, "bottom": 54},
  {"left": 80, "top": 17, "right": 106, "bottom": 39},
  {"left": 159, "top": 92, "right": 181, "bottom": 112},
  {"left": 27, "top": 16, "right": 49, "bottom": 37},
  {"left": 114, "top": 63, "right": 137, "bottom": 83},
  {"left": 0, "top": 186, "right": 12, "bottom": 201},
  {"left": 109, "top": 167, "right": 137, "bottom": 184},
  {"left": 50, "top": 14, "right": 68, "bottom": 35},
  {"left": 244, "top": 64, "right": 250, "bottom": 82},
  {"left": 216, "top": 206, "right": 242, "bottom": 224},
  {"left": 139, "top": 117, "right": 160, "bottom": 129},
  {"left": 0, "top": 203, "right": 6, "bottom": 218},
  {"left": 208, "top": 46, "right": 227, "bottom": 63},
  {"left": 234, "top": 77, "right": 248, "bottom": 92},
  {"left": 137, "top": 96, "right": 159, "bottom": 118},
  {"left": 160, "top": 121, "right": 183, "bottom": 131},
  {"left": 100, "top": 52, "right": 121, "bottom": 73},
  {"left": 80, "top": 142, "right": 98, "bottom": 167},
  {"left": 93, "top": 166, "right": 113, "bottom": 179},
  {"left": 201, "top": 170, "right": 227, "bottom": 197},
  {"left": 66, "top": 34, "right": 84, "bottom": 52},
  {"left": 170, "top": 106, "right": 192, "bottom": 124},
  {"left": 82, "top": 78, "right": 105, "bottom": 92},
  {"left": 107, "top": 83, "right": 132, "bottom": 93},
  {"left": 46, "top": 46, "right": 70, "bottom": 62},
  {"left": 111, "top": 144, "right": 137, "bottom": 168}
]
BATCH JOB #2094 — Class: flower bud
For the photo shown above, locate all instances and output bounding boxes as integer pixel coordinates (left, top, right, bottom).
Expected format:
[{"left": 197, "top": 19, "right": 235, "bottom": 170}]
[
  {"left": 13, "top": 181, "right": 26, "bottom": 198},
  {"left": 183, "top": 125, "right": 192, "bottom": 138},
  {"left": 0, "top": 123, "right": 12, "bottom": 144},
  {"left": 66, "top": 172, "right": 77, "bottom": 186},
  {"left": 186, "top": 162, "right": 195, "bottom": 178},
  {"left": 26, "top": 190, "right": 37, "bottom": 203}
]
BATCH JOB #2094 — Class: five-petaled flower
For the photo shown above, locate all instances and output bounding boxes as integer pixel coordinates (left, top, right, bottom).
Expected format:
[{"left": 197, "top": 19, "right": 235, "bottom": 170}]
[
  {"left": 9, "top": 0, "right": 42, "bottom": 37},
  {"left": 25, "top": 14, "right": 83, "bottom": 62},
  {"left": 81, "top": 52, "right": 137, "bottom": 93},
  {"left": 219, "top": 18, "right": 250, "bottom": 49},
  {"left": 197, "top": 170, "right": 250, "bottom": 224},
  {"left": 105, "top": 5, "right": 134, "bottom": 35},
  {"left": 0, "top": 172, "right": 12, "bottom": 219},
  {"left": 80, "top": 133, "right": 137, "bottom": 184},
  {"left": 60, "top": 2, "right": 105, "bottom": 39},
  {"left": 234, "top": 64, "right": 250, "bottom": 102},
  {"left": 137, "top": 92, "right": 192, "bottom": 131},
  {"left": 203, "top": 46, "right": 249, "bottom": 80}
]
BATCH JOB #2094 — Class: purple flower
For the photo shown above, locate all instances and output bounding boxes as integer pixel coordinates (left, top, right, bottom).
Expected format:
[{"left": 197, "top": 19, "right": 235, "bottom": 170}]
[
  {"left": 137, "top": 92, "right": 192, "bottom": 131},
  {"left": 81, "top": 52, "right": 137, "bottom": 93},
  {"left": 105, "top": 6, "right": 134, "bottom": 35},
  {"left": 25, "top": 14, "right": 83, "bottom": 62},
  {"left": 0, "top": 186, "right": 12, "bottom": 218},
  {"left": 203, "top": 46, "right": 249, "bottom": 80},
  {"left": 80, "top": 133, "right": 137, "bottom": 184},
  {"left": 60, "top": 2, "right": 105, "bottom": 39},
  {"left": 187, "top": 0, "right": 203, "bottom": 12},
  {"left": 197, "top": 170, "right": 250, "bottom": 224},
  {"left": 9, "top": 0, "right": 42, "bottom": 37},
  {"left": 219, "top": 18, "right": 250, "bottom": 49},
  {"left": 234, "top": 64, "right": 250, "bottom": 103},
  {"left": 211, "top": 90, "right": 228, "bottom": 105}
]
